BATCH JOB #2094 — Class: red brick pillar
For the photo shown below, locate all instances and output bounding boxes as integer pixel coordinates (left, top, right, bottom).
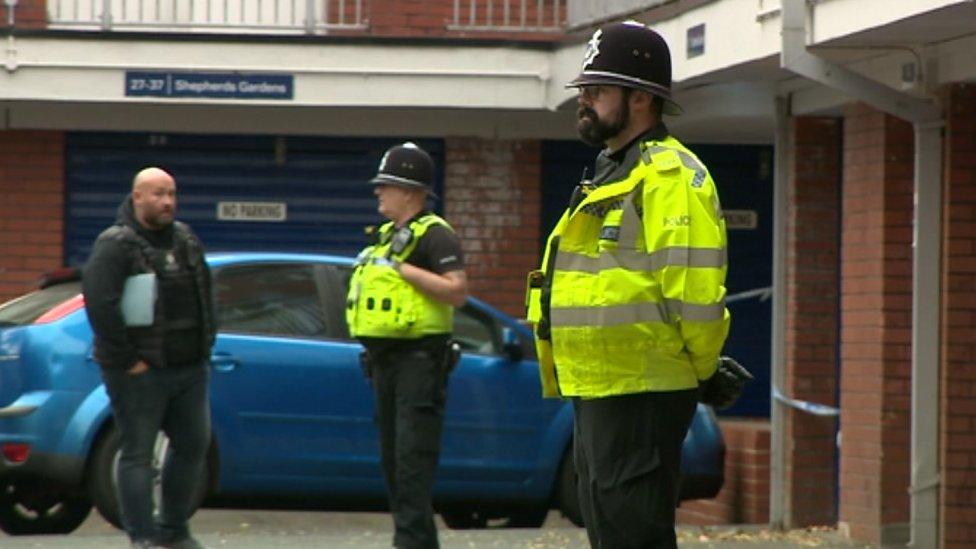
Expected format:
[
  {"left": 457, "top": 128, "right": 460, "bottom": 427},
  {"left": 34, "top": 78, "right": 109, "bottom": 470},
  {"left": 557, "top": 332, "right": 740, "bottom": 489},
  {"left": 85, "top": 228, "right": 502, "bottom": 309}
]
[
  {"left": 0, "top": 131, "right": 65, "bottom": 302},
  {"left": 941, "top": 83, "right": 976, "bottom": 549},
  {"left": 678, "top": 419, "right": 771, "bottom": 525},
  {"left": 838, "top": 103, "right": 914, "bottom": 544},
  {"left": 443, "top": 138, "right": 540, "bottom": 318},
  {"left": 785, "top": 117, "right": 842, "bottom": 527},
  {"left": 2, "top": 0, "right": 47, "bottom": 28}
]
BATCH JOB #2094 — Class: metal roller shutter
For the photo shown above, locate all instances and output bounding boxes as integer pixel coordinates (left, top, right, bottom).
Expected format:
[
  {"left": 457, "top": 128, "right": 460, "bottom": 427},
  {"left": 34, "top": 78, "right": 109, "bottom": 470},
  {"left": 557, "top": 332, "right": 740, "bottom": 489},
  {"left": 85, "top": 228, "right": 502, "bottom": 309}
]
[{"left": 65, "top": 132, "right": 444, "bottom": 266}]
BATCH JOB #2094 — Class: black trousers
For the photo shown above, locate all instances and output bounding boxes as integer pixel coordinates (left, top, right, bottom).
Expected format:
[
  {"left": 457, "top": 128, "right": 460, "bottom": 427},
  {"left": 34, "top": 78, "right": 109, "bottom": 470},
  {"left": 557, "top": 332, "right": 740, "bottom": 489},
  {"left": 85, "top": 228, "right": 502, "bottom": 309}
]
[
  {"left": 371, "top": 344, "right": 448, "bottom": 549},
  {"left": 572, "top": 389, "right": 698, "bottom": 549}
]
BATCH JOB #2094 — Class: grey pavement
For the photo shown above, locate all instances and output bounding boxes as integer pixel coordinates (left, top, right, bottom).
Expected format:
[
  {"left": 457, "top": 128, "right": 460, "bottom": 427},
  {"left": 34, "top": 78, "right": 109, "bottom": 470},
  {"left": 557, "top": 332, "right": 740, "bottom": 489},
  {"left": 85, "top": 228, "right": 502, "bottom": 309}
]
[{"left": 0, "top": 509, "right": 874, "bottom": 548}]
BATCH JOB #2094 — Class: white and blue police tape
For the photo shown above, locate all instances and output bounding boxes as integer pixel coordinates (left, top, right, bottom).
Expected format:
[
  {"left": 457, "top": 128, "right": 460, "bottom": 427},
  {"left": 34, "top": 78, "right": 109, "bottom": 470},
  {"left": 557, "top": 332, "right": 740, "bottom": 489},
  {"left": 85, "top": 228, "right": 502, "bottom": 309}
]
[{"left": 772, "top": 386, "right": 839, "bottom": 417}]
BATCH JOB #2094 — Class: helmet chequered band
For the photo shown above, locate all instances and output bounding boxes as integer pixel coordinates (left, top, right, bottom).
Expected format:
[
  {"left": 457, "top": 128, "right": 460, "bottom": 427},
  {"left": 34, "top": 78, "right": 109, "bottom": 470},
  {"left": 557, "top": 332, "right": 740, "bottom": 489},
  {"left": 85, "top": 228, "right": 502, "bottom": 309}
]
[
  {"left": 372, "top": 173, "right": 428, "bottom": 189},
  {"left": 570, "top": 70, "right": 672, "bottom": 98}
]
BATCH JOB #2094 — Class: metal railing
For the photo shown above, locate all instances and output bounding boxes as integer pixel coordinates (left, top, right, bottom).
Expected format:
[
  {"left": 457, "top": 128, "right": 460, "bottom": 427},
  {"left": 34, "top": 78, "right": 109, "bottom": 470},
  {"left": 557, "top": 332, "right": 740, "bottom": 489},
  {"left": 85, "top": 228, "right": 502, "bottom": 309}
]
[
  {"left": 47, "top": 0, "right": 366, "bottom": 33},
  {"left": 449, "top": 0, "right": 565, "bottom": 32}
]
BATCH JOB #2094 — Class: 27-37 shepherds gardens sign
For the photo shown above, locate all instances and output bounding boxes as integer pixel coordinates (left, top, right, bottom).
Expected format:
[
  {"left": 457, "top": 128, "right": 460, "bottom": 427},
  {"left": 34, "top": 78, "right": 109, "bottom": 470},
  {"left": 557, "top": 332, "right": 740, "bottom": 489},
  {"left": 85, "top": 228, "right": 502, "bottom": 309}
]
[{"left": 125, "top": 71, "right": 294, "bottom": 100}]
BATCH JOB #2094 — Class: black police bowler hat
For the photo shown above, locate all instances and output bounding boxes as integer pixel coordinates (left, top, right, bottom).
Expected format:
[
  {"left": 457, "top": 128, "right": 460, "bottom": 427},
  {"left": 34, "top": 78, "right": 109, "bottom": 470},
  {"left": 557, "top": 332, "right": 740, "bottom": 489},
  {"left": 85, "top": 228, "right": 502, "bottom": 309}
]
[
  {"left": 369, "top": 142, "right": 437, "bottom": 197},
  {"left": 567, "top": 20, "right": 682, "bottom": 115}
]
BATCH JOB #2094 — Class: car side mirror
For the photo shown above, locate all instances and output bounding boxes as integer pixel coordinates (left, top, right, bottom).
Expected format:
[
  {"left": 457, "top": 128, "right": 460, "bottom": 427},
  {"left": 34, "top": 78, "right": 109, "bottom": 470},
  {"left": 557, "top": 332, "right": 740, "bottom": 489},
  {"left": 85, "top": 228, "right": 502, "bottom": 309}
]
[{"left": 501, "top": 326, "right": 523, "bottom": 362}]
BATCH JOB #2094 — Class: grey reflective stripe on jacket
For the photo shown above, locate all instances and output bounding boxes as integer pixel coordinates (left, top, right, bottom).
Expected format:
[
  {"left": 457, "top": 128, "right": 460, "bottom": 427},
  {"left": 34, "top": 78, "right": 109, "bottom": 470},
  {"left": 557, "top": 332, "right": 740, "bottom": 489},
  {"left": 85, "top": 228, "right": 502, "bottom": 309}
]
[
  {"left": 551, "top": 149, "right": 726, "bottom": 328},
  {"left": 554, "top": 246, "right": 727, "bottom": 273},
  {"left": 550, "top": 298, "right": 726, "bottom": 327},
  {"left": 664, "top": 299, "right": 727, "bottom": 322},
  {"left": 550, "top": 301, "right": 670, "bottom": 327}
]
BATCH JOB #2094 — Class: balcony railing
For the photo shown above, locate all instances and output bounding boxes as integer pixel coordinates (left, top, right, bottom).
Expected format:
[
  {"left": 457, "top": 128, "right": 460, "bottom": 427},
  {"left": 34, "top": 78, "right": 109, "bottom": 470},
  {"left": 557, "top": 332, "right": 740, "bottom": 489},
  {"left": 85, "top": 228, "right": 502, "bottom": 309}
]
[
  {"left": 448, "top": 0, "right": 565, "bottom": 32},
  {"left": 47, "top": 0, "right": 367, "bottom": 33}
]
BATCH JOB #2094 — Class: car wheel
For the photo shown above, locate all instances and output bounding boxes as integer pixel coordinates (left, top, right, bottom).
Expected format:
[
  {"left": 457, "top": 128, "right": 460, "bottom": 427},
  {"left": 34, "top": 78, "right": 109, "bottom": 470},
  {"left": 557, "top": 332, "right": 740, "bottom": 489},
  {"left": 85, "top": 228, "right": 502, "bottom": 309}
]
[
  {"left": 440, "top": 508, "right": 489, "bottom": 529},
  {"left": 556, "top": 448, "right": 583, "bottom": 527},
  {"left": 88, "top": 425, "right": 208, "bottom": 529},
  {"left": 0, "top": 479, "right": 92, "bottom": 535}
]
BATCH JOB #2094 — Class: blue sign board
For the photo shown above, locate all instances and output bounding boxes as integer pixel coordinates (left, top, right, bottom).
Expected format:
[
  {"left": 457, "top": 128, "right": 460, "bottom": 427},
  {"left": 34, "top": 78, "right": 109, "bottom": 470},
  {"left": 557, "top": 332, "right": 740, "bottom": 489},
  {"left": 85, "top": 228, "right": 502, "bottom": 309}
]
[
  {"left": 125, "top": 72, "right": 294, "bottom": 100},
  {"left": 686, "top": 24, "right": 705, "bottom": 58}
]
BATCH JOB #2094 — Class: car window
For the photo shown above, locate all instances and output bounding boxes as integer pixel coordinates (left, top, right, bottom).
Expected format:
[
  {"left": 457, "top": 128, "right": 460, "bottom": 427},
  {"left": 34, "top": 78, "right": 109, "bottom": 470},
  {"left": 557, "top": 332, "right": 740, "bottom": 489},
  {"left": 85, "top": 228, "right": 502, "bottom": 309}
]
[
  {"left": 214, "top": 263, "right": 327, "bottom": 338},
  {"left": 316, "top": 263, "right": 353, "bottom": 341},
  {"left": 453, "top": 304, "right": 501, "bottom": 355},
  {"left": 0, "top": 281, "right": 82, "bottom": 326}
]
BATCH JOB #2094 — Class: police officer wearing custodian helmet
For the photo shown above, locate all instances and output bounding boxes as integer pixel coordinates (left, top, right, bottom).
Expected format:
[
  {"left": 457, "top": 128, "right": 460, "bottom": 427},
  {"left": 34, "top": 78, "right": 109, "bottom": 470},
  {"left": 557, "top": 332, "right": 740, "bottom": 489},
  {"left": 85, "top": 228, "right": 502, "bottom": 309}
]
[
  {"left": 526, "top": 21, "right": 731, "bottom": 548},
  {"left": 346, "top": 142, "right": 468, "bottom": 549}
]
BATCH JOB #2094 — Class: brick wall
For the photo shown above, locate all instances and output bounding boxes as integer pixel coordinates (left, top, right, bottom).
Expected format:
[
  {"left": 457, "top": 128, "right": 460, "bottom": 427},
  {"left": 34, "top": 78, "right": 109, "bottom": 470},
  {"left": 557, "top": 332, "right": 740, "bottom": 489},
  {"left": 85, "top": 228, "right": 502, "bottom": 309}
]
[
  {"left": 838, "top": 103, "right": 914, "bottom": 544},
  {"left": 348, "top": 0, "right": 565, "bottom": 40},
  {"left": 785, "top": 117, "right": 842, "bottom": 527},
  {"left": 1, "top": 0, "right": 46, "bottom": 28},
  {"left": 941, "top": 83, "right": 976, "bottom": 548},
  {"left": 680, "top": 119, "right": 842, "bottom": 530},
  {"left": 6, "top": 0, "right": 565, "bottom": 40},
  {"left": 443, "top": 137, "right": 540, "bottom": 318},
  {"left": 0, "top": 131, "right": 65, "bottom": 302},
  {"left": 678, "top": 419, "right": 770, "bottom": 525},
  {"left": 0, "top": 0, "right": 566, "bottom": 42}
]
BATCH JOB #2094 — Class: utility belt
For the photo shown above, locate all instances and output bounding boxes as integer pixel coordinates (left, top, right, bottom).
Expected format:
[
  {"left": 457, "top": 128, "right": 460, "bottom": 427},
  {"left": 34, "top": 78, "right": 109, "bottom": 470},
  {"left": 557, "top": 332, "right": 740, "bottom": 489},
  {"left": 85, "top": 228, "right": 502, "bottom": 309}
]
[{"left": 359, "top": 338, "right": 461, "bottom": 383}]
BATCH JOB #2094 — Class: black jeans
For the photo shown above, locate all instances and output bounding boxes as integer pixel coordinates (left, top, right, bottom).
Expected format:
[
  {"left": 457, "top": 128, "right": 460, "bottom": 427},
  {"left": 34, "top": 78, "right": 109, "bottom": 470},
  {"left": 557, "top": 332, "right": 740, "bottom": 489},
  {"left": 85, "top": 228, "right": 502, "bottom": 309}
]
[
  {"left": 371, "top": 344, "right": 447, "bottom": 549},
  {"left": 572, "top": 390, "right": 698, "bottom": 549},
  {"left": 101, "top": 365, "right": 211, "bottom": 544}
]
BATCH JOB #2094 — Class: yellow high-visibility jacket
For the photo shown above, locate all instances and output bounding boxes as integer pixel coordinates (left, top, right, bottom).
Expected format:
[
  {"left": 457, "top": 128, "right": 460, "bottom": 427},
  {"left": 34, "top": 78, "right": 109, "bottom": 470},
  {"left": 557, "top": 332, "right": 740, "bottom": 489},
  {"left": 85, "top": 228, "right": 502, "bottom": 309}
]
[
  {"left": 527, "top": 134, "right": 730, "bottom": 398},
  {"left": 346, "top": 214, "right": 454, "bottom": 339}
]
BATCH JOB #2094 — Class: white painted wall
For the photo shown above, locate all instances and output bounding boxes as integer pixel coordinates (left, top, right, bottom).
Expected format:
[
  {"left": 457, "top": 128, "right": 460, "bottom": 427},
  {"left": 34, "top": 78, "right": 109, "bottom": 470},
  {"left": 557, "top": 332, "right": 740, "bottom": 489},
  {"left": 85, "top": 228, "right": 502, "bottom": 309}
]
[
  {"left": 2, "top": 0, "right": 975, "bottom": 144},
  {"left": 1, "top": 38, "right": 552, "bottom": 109},
  {"left": 810, "top": 0, "right": 968, "bottom": 44},
  {"left": 567, "top": 0, "right": 672, "bottom": 28}
]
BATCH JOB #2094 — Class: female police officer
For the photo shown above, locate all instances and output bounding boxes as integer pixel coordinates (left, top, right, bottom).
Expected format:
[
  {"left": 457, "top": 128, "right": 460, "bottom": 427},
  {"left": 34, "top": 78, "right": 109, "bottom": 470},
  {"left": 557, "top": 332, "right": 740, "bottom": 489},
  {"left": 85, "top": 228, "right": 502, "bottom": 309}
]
[{"left": 346, "top": 142, "right": 468, "bottom": 549}]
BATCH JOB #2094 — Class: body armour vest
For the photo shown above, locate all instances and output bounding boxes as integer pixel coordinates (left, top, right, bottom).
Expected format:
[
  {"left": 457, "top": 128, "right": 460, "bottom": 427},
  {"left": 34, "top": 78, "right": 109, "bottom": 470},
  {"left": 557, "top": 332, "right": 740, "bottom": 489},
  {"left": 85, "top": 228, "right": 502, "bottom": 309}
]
[
  {"left": 346, "top": 214, "right": 454, "bottom": 339},
  {"left": 110, "top": 221, "right": 213, "bottom": 369}
]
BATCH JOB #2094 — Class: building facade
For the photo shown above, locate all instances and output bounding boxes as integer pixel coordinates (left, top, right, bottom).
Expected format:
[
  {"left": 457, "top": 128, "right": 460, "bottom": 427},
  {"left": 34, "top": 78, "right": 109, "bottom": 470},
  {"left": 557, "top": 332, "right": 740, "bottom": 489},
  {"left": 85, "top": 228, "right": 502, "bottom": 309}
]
[{"left": 2, "top": 0, "right": 975, "bottom": 546}]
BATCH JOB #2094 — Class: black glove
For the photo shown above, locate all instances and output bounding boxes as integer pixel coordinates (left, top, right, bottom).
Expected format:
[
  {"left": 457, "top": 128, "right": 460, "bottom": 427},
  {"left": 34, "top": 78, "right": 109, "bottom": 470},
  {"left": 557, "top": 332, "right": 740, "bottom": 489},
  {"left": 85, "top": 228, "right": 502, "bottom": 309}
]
[{"left": 699, "top": 356, "right": 754, "bottom": 410}]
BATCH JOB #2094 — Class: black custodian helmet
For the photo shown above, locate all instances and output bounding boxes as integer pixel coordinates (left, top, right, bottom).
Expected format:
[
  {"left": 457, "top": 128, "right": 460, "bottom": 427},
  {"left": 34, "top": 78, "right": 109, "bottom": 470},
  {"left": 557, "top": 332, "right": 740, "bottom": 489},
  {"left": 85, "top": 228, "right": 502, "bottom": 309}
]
[
  {"left": 567, "top": 20, "right": 682, "bottom": 115},
  {"left": 370, "top": 142, "right": 436, "bottom": 196}
]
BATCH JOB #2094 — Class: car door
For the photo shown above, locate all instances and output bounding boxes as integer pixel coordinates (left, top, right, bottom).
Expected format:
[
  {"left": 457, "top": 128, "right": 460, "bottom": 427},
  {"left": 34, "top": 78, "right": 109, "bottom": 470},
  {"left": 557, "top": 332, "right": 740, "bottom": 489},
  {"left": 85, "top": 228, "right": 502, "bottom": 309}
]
[
  {"left": 208, "top": 261, "right": 380, "bottom": 495},
  {"left": 436, "top": 303, "right": 562, "bottom": 496}
]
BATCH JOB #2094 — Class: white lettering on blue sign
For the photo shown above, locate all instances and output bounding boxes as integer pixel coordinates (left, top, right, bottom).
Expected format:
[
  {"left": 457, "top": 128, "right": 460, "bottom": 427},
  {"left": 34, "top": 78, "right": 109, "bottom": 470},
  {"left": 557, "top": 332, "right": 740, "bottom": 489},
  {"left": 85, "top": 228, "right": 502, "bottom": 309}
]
[
  {"left": 126, "top": 71, "right": 293, "bottom": 100},
  {"left": 724, "top": 209, "right": 758, "bottom": 230},
  {"left": 217, "top": 201, "right": 288, "bottom": 222}
]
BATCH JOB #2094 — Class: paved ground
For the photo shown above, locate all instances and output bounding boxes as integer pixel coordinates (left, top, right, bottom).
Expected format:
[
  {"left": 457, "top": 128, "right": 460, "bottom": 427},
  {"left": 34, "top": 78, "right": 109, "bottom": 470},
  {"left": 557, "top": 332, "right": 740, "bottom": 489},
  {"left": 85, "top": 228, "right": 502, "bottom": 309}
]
[{"left": 0, "top": 509, "right": 874, "bottom": 548}]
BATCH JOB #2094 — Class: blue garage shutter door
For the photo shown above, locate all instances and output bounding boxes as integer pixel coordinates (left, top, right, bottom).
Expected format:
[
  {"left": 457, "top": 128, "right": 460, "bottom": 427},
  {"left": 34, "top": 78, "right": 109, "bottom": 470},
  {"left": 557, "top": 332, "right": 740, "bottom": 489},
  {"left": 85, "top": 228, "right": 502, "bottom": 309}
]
[
  {"left": 541, "top": 140, "right": 776, "bottom": 418},
  {"left": 65, "top": 132, "right": 444, "bottom": 267}
]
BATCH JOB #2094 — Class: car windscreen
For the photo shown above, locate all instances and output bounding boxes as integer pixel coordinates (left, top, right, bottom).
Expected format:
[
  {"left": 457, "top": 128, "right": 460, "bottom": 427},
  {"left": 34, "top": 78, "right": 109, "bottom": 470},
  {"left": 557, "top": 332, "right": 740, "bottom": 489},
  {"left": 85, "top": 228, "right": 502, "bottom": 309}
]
[{"left": 0, "top": 281, "right": 82, "bottom": 326}]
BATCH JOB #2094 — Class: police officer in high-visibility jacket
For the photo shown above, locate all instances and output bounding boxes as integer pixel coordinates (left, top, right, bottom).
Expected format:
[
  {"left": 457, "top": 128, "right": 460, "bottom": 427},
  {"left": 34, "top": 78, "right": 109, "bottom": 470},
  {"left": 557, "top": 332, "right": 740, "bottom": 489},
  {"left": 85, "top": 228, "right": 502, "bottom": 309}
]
[
  {"left": 526, "top": 21, "right": 730, "bottom": 548},
  {"left": 347, "top": 142, "right": 468, "bottom": 549}
]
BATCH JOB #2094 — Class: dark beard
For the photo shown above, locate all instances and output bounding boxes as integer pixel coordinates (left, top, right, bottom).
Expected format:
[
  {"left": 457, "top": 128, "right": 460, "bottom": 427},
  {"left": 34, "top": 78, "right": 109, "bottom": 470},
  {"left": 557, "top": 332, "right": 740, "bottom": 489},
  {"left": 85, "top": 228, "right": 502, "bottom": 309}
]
[
  {"left": 576, "top": 104, "right": 628, "bottom": 147},
  {"left": 143, "top": 211, "right": 174, "bottom": 230}
]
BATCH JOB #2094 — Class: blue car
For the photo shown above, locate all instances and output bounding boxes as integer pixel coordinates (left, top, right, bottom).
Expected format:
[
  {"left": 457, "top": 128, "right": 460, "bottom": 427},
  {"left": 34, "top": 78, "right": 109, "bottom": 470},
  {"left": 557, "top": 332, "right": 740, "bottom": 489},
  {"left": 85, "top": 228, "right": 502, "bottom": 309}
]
[{"left": 0, "top": 252, "right": 724, "bottom": 535}]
